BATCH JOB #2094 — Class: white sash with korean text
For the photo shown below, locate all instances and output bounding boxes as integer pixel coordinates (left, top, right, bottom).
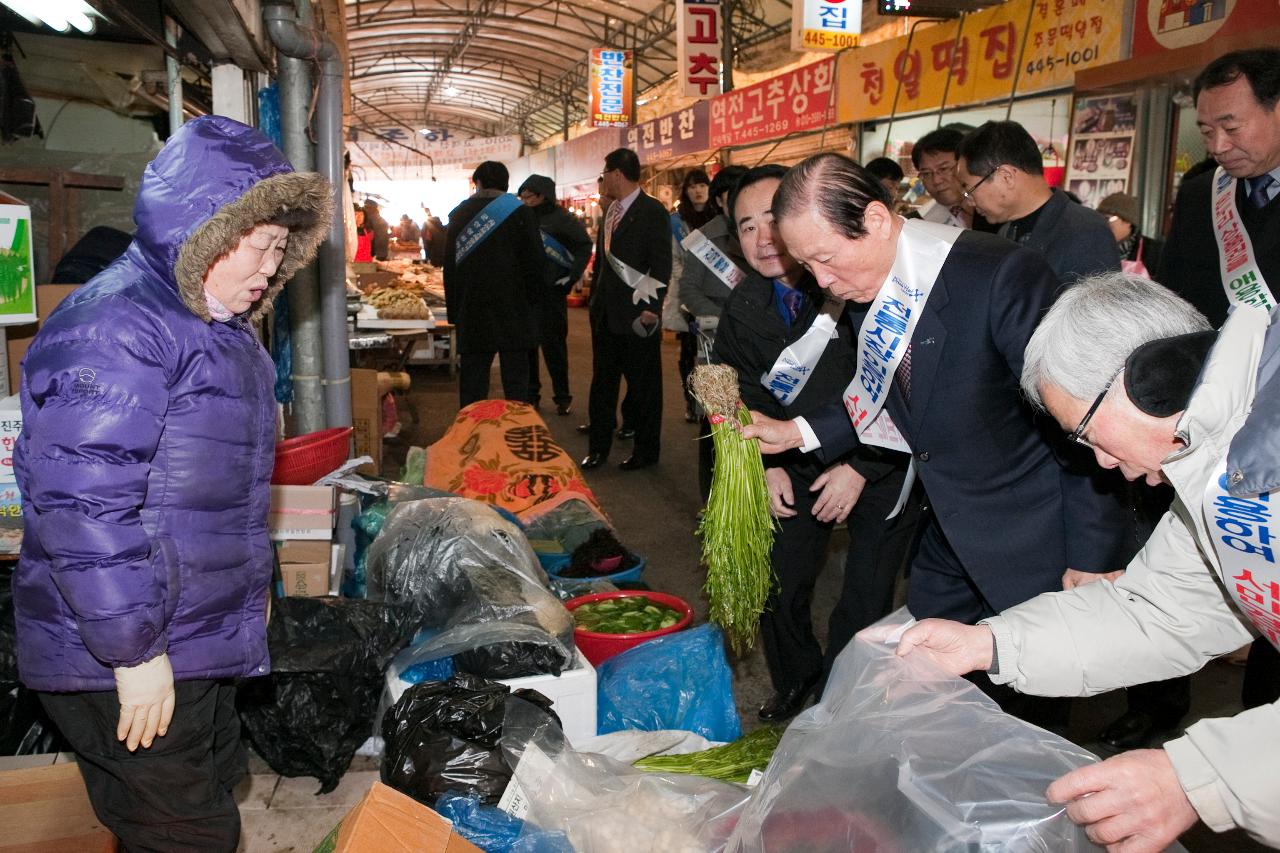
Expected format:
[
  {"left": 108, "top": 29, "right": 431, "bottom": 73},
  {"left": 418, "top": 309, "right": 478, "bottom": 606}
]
[
  {"left": 760, "top": 293, "right": 844, "bottom": 406},
  {"left": 842, "top": 219, "right": 960, "bottom": 454},
  {"left": 606, "top": 250, "right": 667, "bottom": 305},
  {"left": 1204, "top": 452, "right": 1280, "bottom": 650},
  {"left": 1211, "top": 166, "right": 1276, "bottom": 313},
  {"left": 681, "top": 228, "right": 747, "bottom": 290}
]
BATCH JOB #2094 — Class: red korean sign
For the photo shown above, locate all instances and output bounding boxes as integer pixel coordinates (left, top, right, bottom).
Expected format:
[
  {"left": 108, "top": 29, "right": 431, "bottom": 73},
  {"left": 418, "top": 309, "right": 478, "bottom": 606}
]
[
  {"left": 1132, "top": 0, "right": 1280, "bottom": 58},
  {"left": 708, "top": 58, "right": 836, "bottom": 149},
  {"left": 678, "top": 0, "right": 723, "bottom": 98}
]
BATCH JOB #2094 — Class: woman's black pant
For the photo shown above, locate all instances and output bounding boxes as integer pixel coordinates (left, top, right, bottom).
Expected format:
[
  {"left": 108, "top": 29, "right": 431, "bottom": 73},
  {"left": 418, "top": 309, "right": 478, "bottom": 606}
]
[{"left": 40, "top": 679, "right": 244, "bottom": 853}]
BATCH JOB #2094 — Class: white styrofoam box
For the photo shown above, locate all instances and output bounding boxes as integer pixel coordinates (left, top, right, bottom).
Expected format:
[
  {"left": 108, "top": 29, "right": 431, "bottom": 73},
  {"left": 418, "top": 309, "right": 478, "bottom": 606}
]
[{"left": 385, "top": 652, "right": 598, "bottom": 746}]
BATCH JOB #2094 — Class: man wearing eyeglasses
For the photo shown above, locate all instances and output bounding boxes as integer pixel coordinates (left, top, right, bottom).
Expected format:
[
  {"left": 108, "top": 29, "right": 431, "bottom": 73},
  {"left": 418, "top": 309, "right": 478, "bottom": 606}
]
[
  {"left": 910, "top": 127, "right": 999, "bottom": 233},
  {"left": 897, "top": 273, "right": 1280, "bottom": 851},
  {"left": 956, "top": 120, "right": 1120, "bottom": 286}
]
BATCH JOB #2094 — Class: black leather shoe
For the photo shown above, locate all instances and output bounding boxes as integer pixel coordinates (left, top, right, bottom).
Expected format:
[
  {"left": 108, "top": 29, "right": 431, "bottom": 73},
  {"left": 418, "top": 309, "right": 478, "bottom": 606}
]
[
  {"left": 759, "top": 674, "right": 821, "bottom": 722},
  {"left": 618, "top": 455, "right": 656, "bottom": 471},
  {"left": 1098, "top": 710, "right": 1180, "bottom": 752},
  {"left": 579, "top": 453, "right": 607, "bottom": 470},
  {"left": 556, "top": 402, "right": 573, "bottom": 416},
  {"left": 616, "top": 427, "right": 636, "bottom": 440},
  {"left": 576, "top": 423, "right": 591, "bottom": 434}
]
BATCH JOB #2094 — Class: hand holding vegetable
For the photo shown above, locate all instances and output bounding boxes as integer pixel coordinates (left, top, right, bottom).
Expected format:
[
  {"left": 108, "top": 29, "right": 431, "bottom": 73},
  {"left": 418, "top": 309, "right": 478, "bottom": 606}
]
[
  {"left": 811, "top": 463, "right": 865, "bottom": 524},
  {"left": 738, "top": 410, "right": 804, "bottom": 454},
  {"left": 765, "top": 467, "right": 797, "bottom": 519}
]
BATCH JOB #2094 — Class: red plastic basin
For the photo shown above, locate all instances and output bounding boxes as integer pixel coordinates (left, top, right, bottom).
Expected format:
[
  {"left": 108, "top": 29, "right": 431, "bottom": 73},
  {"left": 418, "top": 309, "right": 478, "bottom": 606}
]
[{"left": 564, "top": 590, "right": 694, "bottom": 667}]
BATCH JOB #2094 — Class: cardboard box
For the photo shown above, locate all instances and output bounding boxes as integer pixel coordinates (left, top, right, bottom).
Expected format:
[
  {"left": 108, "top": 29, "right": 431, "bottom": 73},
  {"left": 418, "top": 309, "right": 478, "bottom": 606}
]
[
  {"left": 277, "top": 538, "right": 332, "bottom": 564},
  {"left": 268, "top": 485, "right": 336, "bottom": 541},
  {"left": 313, "top": 781, "right": 480, "bottom": 853},
  {"left": 6, "top": 283, "right": 81, "bottom": 394},
  {"left": 349, "top": 368, "right": 381, "bottom": 475},
  {"left": 280, "top": 562, "right": 329, "bottom": 597},
  {"left": 0, "top": 192, "right": 38, "bottom": 328},
  {"left": 0, "top": 761, "right": 117, "bottom": 851}
]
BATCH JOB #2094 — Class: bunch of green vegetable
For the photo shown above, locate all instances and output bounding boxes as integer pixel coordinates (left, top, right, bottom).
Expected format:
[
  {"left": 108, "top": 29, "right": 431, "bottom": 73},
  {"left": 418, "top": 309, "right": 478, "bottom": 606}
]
[
  {"left": 689, "top": 363, "right": 777, "bottom": 654},
  {"left": 572, "top": 596, "right": 682, "bottom": 634},
  {"left": 632, "top": 726, "right": 784, "bottom": 783}
]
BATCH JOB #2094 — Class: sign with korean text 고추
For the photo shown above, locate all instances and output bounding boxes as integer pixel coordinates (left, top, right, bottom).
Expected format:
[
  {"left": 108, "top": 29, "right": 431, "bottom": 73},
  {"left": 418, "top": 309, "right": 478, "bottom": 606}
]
[
  {"left": 709, "top": 58, "right": 836, "bottom": 149},
  {"left": 678, "top": 0, "right": 723, "bottom": 98},
  {"left": 791, "top": 0, "right": 862, "bottom": 52},
  {"left": 589, "top": 48, "right": 636, "bottom": 128},
  {"left": 625, "top": 102, "right": 711, "bottom": 165},
  {"left": 834, "top": 0, "right": 1122, "bottom": 124}
]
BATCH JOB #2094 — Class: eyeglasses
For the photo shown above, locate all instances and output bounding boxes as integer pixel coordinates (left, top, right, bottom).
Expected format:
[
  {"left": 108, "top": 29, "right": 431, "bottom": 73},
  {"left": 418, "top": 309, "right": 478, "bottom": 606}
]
[
  {"left": 960, "top": 168, "right": 998, "bottom": 201},
  {"left": 599, "top": 167, "right": 617, "bottom": 179},
  {"left": 1069, "top": 367, "right": 1123, "bottom": 447},
  {"left": 916, "top": 162, "right": 956, "bottom": 182}
]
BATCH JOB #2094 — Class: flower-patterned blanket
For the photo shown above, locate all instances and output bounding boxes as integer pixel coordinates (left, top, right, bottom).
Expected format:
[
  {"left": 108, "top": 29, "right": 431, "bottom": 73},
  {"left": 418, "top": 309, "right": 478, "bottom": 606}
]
[{"left": 425, "top": 399, "right": 607, "bottom": 524}]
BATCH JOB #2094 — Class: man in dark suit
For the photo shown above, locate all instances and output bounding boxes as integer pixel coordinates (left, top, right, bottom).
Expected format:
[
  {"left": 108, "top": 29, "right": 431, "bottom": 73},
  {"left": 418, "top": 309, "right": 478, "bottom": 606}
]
[
  {"left": 443, "top": 161, "right": 544, "bottom": 406},
  {"left": 581, "top": 148, "right": 673, "bottom": 471},
  {"left": 742, "top": 155, "right": 1132, "bottom": 725},
  {"left": 957, "top": 120, "right": 1120, "bottom": 286}
]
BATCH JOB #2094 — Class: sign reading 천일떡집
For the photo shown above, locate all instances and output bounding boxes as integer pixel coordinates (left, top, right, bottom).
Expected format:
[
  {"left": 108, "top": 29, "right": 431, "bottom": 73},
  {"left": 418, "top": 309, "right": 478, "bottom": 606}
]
[
  {"left": 678, "top": 0, "right": 723, "bottom": 98},
  {"left": 589, "top": 48, "right": 635, "bottom": 128},
  {"left": 0, "top": 192, "right": 37, "bottom": 326}
]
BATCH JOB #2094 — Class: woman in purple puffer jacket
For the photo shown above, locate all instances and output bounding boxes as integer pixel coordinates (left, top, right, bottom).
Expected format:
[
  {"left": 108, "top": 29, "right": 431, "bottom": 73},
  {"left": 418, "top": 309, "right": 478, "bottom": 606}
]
[{"left": 12, "top": 115, "right": 332, "bottom": 851}]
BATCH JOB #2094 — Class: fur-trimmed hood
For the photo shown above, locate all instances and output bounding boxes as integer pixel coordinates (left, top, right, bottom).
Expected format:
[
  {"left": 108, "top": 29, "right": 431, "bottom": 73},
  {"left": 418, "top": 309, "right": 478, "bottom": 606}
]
[{"left": 133, "top": 115, "right": 333, "bottom": 323}]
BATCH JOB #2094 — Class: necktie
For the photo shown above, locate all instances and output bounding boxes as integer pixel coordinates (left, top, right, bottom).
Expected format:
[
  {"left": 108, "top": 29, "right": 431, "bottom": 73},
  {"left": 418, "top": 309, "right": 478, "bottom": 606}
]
[
  {"left": 1249, "top": 174, "right": 1277, "bottom": 209},
  {"left": 604, "top": 202, "right": 623, "bottom": 253},
  {"left": 894, "top": 344, "right": 912, "bottom": 403},
  {"left": 780, "top": 288, "right": 802, "bottom": 326}
]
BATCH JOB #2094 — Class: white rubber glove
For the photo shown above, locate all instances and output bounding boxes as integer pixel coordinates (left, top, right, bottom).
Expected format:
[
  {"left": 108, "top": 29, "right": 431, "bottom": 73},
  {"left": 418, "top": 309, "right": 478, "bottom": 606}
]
[
  {"left": 114, "top": 653, "right": 176, "bottom": 751},
  {"left": 696, "top": 314, "right": 719, "bottom": 332}
]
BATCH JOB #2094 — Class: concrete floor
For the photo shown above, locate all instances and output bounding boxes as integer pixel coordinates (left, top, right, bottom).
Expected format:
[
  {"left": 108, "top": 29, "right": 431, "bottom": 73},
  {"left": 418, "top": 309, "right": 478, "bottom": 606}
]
[{"left": 236, "top": 305, "right": 1266, "bottom": 851}]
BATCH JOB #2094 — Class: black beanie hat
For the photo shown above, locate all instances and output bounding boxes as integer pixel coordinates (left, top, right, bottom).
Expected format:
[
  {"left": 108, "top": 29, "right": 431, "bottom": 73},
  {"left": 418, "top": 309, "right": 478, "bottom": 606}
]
[{"left": 1123, "top": 331, "right": 1217, "bottom": 417}]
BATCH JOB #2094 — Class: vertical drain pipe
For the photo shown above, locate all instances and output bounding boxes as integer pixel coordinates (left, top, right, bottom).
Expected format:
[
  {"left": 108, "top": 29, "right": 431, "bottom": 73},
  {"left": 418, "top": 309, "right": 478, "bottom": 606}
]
[
  {"left": 264, "top": 0, "right": 352, "bottom": 429},
  {"left": 273, "top": 0, "right": 326, "bottom": 433},
  {"left": 164, "top": 16, "right": 183, "bottom": 134}
]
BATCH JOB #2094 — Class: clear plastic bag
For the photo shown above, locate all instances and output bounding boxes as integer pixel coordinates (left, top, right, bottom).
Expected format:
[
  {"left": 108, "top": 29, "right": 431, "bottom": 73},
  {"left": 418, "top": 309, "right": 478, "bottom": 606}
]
[
  {"left": 371, "top": 498, "right": 575, "bottom": 678},
  {"left": 501, "top": 699, "right": 751, "bottom": 853},
  {"left": 726, "top": 608, "right": 1145, "bottom": 852}
]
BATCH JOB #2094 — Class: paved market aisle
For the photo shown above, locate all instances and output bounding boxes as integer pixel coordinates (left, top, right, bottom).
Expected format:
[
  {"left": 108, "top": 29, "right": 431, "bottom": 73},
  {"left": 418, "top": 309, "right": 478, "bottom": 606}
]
[{"left": 234, "top": 304, "right": 1265, "bottom": 851}]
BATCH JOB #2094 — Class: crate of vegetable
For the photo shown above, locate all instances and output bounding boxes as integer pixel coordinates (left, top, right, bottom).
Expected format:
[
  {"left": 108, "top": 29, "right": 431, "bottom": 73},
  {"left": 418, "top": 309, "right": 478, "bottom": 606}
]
[{"left": 565, "top": 591, "right": 693, "bottom": 666}]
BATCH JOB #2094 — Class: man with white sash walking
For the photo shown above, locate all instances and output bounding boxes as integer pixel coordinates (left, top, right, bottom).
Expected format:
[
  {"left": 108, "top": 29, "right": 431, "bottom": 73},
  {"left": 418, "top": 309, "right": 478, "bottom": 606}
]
[
  {"left": 582, "top": 148, "right": 672, "bottom": 471},
  {"left": 898, "top": 274, "right": 1280, "bottom": 850},
  {"left": 445, "top": 161, "right": 545, "bottom": 406},
  {"left": 714, "top": 164, "right": 917, "bottom": 721},
  {"left": 1159, "top": 48, "right": 1280, "bottom": 328},
  {"left": 741, "top": 154, "right": 1133, "bottom": 729}
]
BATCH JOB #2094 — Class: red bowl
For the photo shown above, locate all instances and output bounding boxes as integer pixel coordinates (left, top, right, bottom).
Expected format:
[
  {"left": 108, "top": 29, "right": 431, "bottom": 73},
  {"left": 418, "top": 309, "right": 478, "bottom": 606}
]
[{"left": 564, "top": 590, "right": 694, "bottom": 666}]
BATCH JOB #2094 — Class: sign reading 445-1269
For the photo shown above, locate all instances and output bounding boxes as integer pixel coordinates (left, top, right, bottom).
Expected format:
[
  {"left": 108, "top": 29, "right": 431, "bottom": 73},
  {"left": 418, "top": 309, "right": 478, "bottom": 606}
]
[{"left": 791, "top": 0, "right": 861, "bottom": 52}]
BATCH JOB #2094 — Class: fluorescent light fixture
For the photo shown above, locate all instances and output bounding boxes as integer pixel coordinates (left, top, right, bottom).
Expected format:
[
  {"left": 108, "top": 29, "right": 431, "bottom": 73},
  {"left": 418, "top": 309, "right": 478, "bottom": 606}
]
[
  {"left": 443, "top": 86, "right": 459, "bottom": 97},
  {"left": 2, "top": 0, "right": 100, "bottom": 33}
]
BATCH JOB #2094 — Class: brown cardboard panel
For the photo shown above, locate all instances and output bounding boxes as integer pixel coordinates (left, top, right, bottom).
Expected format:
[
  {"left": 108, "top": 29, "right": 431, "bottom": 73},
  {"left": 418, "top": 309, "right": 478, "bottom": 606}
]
[
  {"left": 0, "top": 762, "right": 117, "bottom": 851},
  {"left": 7, "top": 284, "right": 80, "bottom": 393},
  {"left": 318, "top": 781, "right": 481, "bottom": 853},
  {"left": 349, "top": 368, "right": 381, "bottom": 476},
  {"left": 276, "top": 538, "right": 332, "bottom": 564}
]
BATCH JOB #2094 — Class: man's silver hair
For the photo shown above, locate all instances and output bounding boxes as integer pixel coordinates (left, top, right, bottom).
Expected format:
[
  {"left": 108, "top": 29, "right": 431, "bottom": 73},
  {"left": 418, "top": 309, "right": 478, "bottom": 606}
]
[{"left": 1021, "top": 272, "right": 1211, "bottom": 408}]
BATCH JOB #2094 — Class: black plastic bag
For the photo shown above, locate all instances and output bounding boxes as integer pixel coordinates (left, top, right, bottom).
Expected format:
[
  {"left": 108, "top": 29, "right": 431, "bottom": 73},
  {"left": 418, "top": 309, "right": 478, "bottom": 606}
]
[
  {"left": 0, "top": 568, "right": 65, "bottom": 756},
  {"left": 381, "top": 673, "right": 559, "bottom": 805},
  {"left": 238, "top": 597, "right": 419, "bottom": 793}
]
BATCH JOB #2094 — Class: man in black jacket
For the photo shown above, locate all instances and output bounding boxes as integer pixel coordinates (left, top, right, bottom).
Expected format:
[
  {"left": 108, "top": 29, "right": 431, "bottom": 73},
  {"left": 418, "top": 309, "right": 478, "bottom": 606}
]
[
  {"left": 444, "top": 161, "right": 545, "bottom": 406},
  {"left": 957, "top": 121, "right": 1120, "bottom": 285},
  {"left": 518, "top": 174, "right": 593, "bottom": 416},
  {"left": 715, "top": 165, "right": 917, "bottom": 721},
  {"left": 361, "top": 199, "right": 390, "bottom": 261},
  {"left": 581, "top": 148, "right": 672, "bottom": 471}
]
